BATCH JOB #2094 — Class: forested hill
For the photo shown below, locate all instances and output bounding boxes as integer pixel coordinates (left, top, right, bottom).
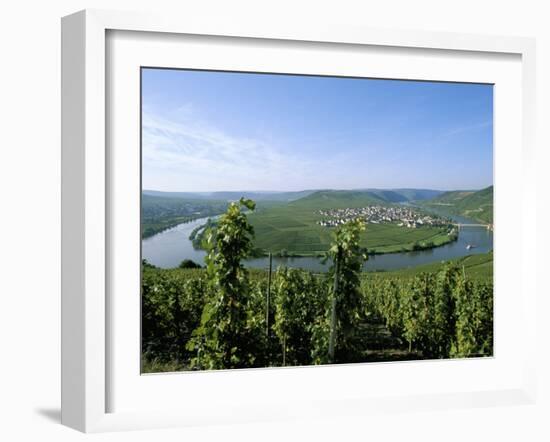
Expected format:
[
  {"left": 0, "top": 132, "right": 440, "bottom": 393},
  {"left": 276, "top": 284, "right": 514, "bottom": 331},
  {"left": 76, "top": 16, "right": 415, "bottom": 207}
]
[
  {"left": 143, "top": 188, "right": 444, "bottom": 204},
  {"left": 364, "top": 188, "right": 443, "bottom": 202},
  {"left": 287, "top": 188, "right": 447, "bottom": 209},
  {"left": 143, "top": 189, "right": 315, "bottom": 202},
  {"left": 423, "top": 186, "right": 493, "bottom": 224},
  {"left": 288, "top": 190, "right": 386, "bottom": 209}
]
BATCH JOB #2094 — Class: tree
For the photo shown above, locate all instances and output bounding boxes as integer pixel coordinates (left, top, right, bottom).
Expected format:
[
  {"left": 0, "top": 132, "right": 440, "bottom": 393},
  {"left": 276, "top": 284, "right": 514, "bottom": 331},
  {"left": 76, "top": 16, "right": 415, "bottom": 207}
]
[
  {"left": 142, "top": 258, "right": 157, "bottom": 269},
  {"left": 186, "top": 198, "right": 262, "bottom": 370},
  {"left": 178, "top": 259, "right": 201, "bottom": 269}
]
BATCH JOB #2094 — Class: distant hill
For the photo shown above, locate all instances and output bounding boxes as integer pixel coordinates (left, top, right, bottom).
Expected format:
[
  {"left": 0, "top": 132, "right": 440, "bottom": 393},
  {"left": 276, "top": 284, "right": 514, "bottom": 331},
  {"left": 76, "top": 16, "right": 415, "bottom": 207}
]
[
  {"left": 143, "top": 188, "right": 443, "bottom": 204},
  {"left": 361, "top": 189, "right": 407, "bottom": 203},
  {"left": 364, "top": 188, "right": 444, "bottom": 202},
  {"left": 387, "top": 188, "right": 445, "bottom": 201},
  {"left": 142, "top": 193, "right": 227, "bottom": 215},
  {"left": 287, "top": 188, "right": 445, "bottom": 209},
  {"left": 143, "top": 189, "right": 315, "bottom": 202},
  {"left": 141, "top": 194, "right": 229, "bottom": 238},
  {"left": 427, "top": 190, "right": 476, "bottom": 204},
  {"left": 288, "top": 190, "right": 386, "bottom": 210},
  {"left": 246, "top": 188, "right": 453, "bottom": 256},
  {"left": 424, "top": 186, "right": 493, "bottom": 223}
]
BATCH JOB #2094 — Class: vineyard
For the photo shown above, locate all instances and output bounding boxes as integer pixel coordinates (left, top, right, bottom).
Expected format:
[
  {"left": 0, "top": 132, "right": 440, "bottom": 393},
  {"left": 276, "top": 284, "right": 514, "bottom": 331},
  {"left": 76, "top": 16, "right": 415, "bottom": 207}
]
[
  {"left": 142, "top": 199, "right": 493, "bottom": 372},
  {"left": 246, "top": 190, "right": 456, "bottom": 256}
]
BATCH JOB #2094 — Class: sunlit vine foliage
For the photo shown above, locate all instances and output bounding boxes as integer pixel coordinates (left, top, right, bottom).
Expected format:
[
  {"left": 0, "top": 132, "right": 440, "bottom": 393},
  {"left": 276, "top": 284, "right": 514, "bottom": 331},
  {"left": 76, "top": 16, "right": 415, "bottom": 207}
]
[{"left": 141, "top": 201, "right": 493, "bottom": 372}]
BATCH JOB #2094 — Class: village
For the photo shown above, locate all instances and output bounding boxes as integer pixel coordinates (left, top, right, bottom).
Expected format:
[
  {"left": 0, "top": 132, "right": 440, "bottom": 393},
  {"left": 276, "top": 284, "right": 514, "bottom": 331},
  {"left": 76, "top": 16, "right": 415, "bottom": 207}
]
[{"left": 317, "top": 205, "right": 450, "bottom": 228}]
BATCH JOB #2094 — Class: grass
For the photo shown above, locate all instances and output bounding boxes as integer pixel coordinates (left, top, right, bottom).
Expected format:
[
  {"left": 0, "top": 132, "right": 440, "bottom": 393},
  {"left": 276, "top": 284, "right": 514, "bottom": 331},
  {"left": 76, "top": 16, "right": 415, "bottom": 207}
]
[
  {"left": 158, "top": 251, "right": 493, "bottom": 282},
  {"left": 248, "top": 199, "right": 454, "bottom": 256},
  {"left": 365, "top": 251, "right": 493, "bottom": 282}
]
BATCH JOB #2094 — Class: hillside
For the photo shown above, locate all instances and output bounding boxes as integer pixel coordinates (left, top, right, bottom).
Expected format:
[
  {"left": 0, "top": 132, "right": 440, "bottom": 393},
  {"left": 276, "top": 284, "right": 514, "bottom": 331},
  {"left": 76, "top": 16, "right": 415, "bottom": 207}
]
[
  {"left": 366, "top": 251, "right": 493, "bottom": 281},
  {"left": 143, "top": 189, "right": 315, "bottom": 202},
  {"left": 143, "top": 188, "right": 444, "bottom": 204},
  {"left": 247, "top": 189, "right": 453, "bottom": 256},
  {"left": 141, "top": 194, "right": 229, "bottom": 238},
  {"left": 140, "top": 187, "right": 477, "bottom": 248},
  {"left": 142, "top": 194, "right": 228, "bottom": 215},
  {"left": 288, "top": 190, "right": 386, "bottom": 209},
  {"left": 428, "top": 190, "right": 476, "bottom": 204},
  {"left": 423, "top": 186, "right": 493, "bottom": 223},
  {"left": 141, "top": 190, "right": 312, "bottom": 238},
  {"left": 365, "top": 188, "right": 444, "bottom": 202}
]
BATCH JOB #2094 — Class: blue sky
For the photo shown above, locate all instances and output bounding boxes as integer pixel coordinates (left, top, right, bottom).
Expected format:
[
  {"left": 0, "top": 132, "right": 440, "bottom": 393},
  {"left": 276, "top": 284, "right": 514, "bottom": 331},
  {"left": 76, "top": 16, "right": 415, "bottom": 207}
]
[{"left": 142, "top": 68, "right": 493, "bottom": 192}]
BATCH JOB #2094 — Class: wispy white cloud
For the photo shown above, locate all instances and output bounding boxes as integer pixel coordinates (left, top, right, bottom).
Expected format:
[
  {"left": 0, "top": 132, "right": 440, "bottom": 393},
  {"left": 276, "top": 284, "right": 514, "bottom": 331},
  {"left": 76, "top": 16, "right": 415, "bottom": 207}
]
[
  {"left": 445, "top": 120, "right": 493, "bottom": 137},
  {"left": 142, "top": 109, "right": 325, "bottom": 191},
  {"left": 141, "top": 105, "right": 436, "bottom": 192}
]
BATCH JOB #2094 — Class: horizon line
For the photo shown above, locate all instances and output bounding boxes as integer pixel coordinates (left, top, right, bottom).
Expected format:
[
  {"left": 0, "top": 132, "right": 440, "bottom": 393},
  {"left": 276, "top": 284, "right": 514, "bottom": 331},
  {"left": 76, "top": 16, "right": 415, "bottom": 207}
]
[{"left": 142, "top": 185, "right": 493, "bottom": 194}]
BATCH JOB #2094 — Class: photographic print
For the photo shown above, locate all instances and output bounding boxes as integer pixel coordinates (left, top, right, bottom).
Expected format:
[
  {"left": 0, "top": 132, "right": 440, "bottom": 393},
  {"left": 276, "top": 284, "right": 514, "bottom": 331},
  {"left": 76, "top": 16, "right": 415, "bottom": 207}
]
[{"left": 140, "top": 68, "right": 493, "bottom": 373}]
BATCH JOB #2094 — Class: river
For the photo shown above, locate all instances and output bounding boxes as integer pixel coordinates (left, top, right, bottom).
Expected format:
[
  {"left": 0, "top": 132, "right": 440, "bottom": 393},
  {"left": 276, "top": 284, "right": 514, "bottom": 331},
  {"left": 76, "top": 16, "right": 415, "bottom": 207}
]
[{"left": 142, "top": 209, "right": 493, "bottom": 272}]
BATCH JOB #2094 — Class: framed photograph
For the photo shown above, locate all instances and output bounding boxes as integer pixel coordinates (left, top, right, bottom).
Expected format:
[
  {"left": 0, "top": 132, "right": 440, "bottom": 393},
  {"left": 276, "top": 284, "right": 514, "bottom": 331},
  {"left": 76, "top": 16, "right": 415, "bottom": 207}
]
[{"left": 61, "top": 9, "right": 537, "bottom": 432}]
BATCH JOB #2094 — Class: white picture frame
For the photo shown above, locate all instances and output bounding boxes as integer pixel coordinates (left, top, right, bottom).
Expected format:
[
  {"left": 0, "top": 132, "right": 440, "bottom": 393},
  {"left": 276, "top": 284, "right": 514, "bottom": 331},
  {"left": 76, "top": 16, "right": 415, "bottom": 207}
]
[{"left": 61, "top": 9, "right": 537, "bottom": 433}]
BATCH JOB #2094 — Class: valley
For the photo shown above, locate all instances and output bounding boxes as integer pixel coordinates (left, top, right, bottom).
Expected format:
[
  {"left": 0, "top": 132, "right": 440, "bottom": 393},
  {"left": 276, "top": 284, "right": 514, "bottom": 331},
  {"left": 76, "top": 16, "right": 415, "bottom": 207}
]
[{"left": 141, "top": 186, "right": 493, "bottom": 270}]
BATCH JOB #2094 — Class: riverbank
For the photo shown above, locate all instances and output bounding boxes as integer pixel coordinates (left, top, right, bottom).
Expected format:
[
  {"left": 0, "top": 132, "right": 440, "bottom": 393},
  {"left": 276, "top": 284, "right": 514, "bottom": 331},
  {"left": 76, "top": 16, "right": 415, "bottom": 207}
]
[
  {"left": 144, "top": 250, "right": 493, "bottom": 282},
  {"left": 142, "top": 212, "right": 492, "bottom": 271},
  {"left": 190, "top": 218, "right": 458, "bottom": 258},
  {"left": 142, "top": 215, "right": 200, "bottom": 239},
  {"left": 241, "top": 231, "right": 457, "bottom": 258}
]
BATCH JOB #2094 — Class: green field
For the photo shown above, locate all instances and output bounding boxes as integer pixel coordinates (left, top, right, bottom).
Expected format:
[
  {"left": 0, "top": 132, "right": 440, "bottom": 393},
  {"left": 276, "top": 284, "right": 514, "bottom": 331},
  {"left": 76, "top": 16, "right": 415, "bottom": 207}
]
[
  {"left": 247, "top": 191, "right": 454, "bottom": 256},
  {"left": 141, "top": 188, "right": 495, "bottom": 256},
  {"left": 366, "top": 251, "right": 493, "bottom": 282},
  {"left": 148, "top": 251, "right": 493, "bottom": 282}
]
